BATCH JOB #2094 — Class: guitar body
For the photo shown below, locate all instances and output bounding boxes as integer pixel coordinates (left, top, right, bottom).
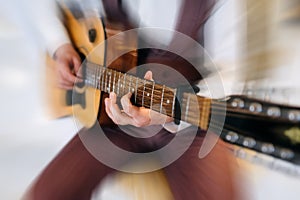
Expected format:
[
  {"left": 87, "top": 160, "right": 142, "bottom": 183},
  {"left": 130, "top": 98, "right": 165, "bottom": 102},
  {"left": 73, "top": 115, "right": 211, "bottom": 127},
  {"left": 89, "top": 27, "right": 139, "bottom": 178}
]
[{"left": 46, "top": 2, "right": 137, "bottom": 128}]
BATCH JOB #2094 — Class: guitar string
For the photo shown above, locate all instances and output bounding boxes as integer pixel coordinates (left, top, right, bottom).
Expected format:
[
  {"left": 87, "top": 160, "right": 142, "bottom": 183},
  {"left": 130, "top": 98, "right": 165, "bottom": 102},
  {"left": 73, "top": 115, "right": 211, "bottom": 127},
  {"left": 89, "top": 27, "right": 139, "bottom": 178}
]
[
  {"left": 87, "top": 70, "right": 177, "bottom": 102},
  {"left": 85, "top": 69, "right": 277, "bottom": 120},
  {"left": 86, "top": 64, "right": 288, "bottom": 121},
  {"left": 86, "top": 66, "right": 213, "bottom": 106},
  {"left": 87, "top": 64, "right": 236, "bottom": 111},
  {"left": 86, "top": 70, "right": 266, "bottom": 120}
]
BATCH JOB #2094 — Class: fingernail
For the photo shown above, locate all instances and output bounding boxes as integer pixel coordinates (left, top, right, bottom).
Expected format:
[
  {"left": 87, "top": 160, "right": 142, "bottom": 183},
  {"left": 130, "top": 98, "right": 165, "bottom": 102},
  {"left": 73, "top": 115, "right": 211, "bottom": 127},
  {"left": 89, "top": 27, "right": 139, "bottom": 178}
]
[
  {"left": 105, "top": 98, "right": 109, "bottom": 105},
  {"left": 109, "top": 92, "right": 115, "bottom": 99}
]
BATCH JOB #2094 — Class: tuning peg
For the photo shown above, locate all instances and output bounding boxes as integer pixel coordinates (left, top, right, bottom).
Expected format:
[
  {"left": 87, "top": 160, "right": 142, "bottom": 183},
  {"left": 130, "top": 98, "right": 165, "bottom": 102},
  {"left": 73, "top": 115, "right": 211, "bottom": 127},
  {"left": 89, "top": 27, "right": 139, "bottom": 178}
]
[
  {"left": 279, "top": 148, "right": 294, "bottom": 160},
  {"left": 242, "top": 137, "right": 256, "bottom": 148},
  {"left": 261, "top": 143, "right": 275, "bottom": 154},
  {"left": 267, "top": 107, "right": 281, "bottom": 117},
  {"left": 288, "top": 110, "right": 300, "bottom": 122},
  {"left": 249, "top": 102, "right": 263, "bottom": 113},
  {"left": 231, "top": 98, "right": 245, "bottom": 108},
  {"left": 225, "top": 131, "right": 239, "bottom": 143}
]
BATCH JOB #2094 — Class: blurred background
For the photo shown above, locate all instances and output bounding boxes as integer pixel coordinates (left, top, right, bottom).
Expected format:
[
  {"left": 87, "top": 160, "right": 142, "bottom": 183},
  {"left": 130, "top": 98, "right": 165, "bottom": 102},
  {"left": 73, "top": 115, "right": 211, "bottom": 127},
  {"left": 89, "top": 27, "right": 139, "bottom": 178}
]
[
  {"left": 1, "top": 0, "right": 300, "bottom": 199},
  {"left": 0, "top": 0, "right": 77, "bottom": 199}
]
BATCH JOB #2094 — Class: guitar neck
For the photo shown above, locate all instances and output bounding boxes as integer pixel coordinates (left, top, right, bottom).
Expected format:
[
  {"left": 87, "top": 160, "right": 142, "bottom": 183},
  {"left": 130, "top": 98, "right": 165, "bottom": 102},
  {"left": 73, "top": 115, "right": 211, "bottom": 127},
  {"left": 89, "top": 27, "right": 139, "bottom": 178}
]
[
  {"left": 84, "top": 62, "right": 300, "bottom": 165},
  {"left": 85, "top": 62, "right": 211, "bottom": 130}
]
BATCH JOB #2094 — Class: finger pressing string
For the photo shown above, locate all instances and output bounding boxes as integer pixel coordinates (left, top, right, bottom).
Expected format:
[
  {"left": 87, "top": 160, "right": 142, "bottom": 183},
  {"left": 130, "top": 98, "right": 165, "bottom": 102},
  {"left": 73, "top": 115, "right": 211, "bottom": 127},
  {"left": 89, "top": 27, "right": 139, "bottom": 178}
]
[
  {"left": 120, "top": 93, "right": 135, "bottom": 116},
  {"left": 144, "top": 70, "right": 153, "bottom": 81}
]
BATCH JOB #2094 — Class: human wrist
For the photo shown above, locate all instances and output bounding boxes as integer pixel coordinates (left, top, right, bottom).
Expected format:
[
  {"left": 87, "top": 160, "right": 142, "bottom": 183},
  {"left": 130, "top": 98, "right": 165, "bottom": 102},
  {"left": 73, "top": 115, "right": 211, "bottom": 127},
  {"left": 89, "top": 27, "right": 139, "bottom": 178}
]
[{"left": 53, "top": 43, "right": 75, "bottom": 60}]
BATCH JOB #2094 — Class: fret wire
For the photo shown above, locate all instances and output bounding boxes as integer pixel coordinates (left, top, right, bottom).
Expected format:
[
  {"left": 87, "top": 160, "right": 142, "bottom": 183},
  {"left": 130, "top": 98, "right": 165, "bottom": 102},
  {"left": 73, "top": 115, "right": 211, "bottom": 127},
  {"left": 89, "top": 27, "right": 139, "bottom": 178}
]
[
  {"left": 129, "top": 75, "right": 133, "bottom": 93},
  {"left": 117, "top": 72, "right": 121, "bottom": 96},
  {"left": 101, "top": 68, "right": 104, "bottom": 91},
  {"left": 106, "top": 69, "right": 109, "bottom": 92},
  {"left": 150, "top": 81, "right": 155, "bottom": 109},
  {"left": 86, "top": 67, "right": 90, "bottom": 85},
  {"left": 101, "top": 67, "right": 104, "bottom": 91},
  {"left": 105, "top": 68, "right": 108, "bottom": 93},
  {"left": 102, "top": 68, "right": 106, "bottom": 91},
  {"left": 96, "top": 67, "right": 99, "bottom": 88},
  {"left": 123, "top": 73, "right": 127, "bottom": 95},
  {"left": 85, "top": 68, "right": 89, "bottom": 86},
  {"left": 89, "top": 68, "right": 92, "bottom": 86},
  {"left": 171, "top": 88, "right": 177, "bottom": 118},
  {"left": 87, "top": 67, "right": 91, "bottom": 86},
  {"left": 96, "top": 66, "right": 100, "bottom": 89},
  {"left": 97, "top": 66, "right": 101, "bottom": 89},
  {"left": 93, "top": 67, "right": 96, "bottom": 88},
  {"left": 142, "top": 80, "right": 146, "bottom": 107},
  {"left": 108, "top": 69, "right": 112, "bottom": 93},
  {"left": 135, "top": 76, "right": 138, "bottom": 103},
  {"left": 112, "top": 69, "right": 116, "bottom": 93},
  {"left": 160, "top": 85, "right": 165, "bottom": 114},
  {"left": 94, "top": 70, "right": 97, "bottom": 85},
  {"left": 91, "top": 66, "right": 95, "bottom": 87},
  {"left": 96, "top": 67, "right": 100, "bottom": 89},
  {"left": 106, "top": 68, "right": 110, "bottom": 92},
  {"left": 91, "top": 68, "right": 94, "bottom": 83},
  {"left": 92, "top": 65, "right": 96, "bottom": 87},
  {"left": 185, "top": 93, "right": 191, "bottom": 122},
  {"left": 108, "top": 69, "right": 111, "bottom": 93},
  {"left": 95, "top": 66, "right": 98, "bottom": 89},
  {"left": 93, "top": 67, "right": 97, "bottom": 88}
]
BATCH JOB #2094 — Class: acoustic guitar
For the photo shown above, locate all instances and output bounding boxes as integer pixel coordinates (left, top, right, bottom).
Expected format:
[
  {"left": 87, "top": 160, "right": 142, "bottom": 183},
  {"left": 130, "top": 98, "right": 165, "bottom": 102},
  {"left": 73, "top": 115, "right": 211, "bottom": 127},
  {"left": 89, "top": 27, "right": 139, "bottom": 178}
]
[{"left": 46, "top": 2, "right": 300, "bottom": 166}]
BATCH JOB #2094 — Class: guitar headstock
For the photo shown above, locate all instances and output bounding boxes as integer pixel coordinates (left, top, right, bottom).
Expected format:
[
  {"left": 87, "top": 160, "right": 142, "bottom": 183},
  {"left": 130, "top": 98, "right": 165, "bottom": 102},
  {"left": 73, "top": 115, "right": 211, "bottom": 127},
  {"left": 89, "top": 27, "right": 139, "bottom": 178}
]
[
  {"left": 218, "top": 95, "right": 300, "bottom": 165},
  {"left": 225, "top": 95, "right": 300, "bottom": 122}
]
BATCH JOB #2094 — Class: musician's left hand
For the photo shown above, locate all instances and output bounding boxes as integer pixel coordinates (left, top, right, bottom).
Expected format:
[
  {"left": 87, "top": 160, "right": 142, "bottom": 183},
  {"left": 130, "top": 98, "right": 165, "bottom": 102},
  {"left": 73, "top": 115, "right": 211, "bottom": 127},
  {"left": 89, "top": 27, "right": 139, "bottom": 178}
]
[{"left": 104, "top": 71, "right": 173, "bottom": 127}]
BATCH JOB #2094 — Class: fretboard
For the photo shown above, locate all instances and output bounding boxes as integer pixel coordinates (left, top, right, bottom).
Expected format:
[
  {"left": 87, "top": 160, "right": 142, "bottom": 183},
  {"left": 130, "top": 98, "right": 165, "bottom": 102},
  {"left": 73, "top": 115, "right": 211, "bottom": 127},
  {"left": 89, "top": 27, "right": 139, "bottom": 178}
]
[{"left": 85, "top": 62, "right": 211, "bottom": 130}]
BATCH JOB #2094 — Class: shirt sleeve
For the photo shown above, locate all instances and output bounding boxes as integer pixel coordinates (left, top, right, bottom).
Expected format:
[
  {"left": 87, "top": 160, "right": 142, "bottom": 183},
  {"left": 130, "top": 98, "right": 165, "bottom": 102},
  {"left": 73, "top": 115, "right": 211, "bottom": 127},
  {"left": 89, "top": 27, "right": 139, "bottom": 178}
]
[{"left": 20, "top": 0, "right": 71, "bottom": 57}]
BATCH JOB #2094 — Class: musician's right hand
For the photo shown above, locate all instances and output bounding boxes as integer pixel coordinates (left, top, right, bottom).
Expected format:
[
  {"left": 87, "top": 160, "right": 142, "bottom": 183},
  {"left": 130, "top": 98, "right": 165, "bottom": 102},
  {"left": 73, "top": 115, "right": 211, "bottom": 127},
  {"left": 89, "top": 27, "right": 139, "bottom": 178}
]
[{"left": 53, "top": 43, "right": 82, "bottom": 90}]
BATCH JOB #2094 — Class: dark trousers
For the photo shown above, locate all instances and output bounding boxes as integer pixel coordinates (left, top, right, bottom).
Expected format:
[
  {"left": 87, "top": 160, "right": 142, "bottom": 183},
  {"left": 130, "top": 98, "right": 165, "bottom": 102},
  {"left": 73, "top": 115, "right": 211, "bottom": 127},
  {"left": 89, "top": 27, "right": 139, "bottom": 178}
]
[{"left": 24, "top": 124, "right": 240, "bottom": 200}]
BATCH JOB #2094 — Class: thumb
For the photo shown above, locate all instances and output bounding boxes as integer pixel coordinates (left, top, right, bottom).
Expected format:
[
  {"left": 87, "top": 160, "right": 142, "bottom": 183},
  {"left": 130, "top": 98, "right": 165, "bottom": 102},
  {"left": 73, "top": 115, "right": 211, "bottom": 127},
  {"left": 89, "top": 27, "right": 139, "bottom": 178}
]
[
  {"left": 144, "top": 71, "right": 153, "bottom": 81},
  {"left": 72, "top": 56, "right": 81, "bottom": 75}
]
